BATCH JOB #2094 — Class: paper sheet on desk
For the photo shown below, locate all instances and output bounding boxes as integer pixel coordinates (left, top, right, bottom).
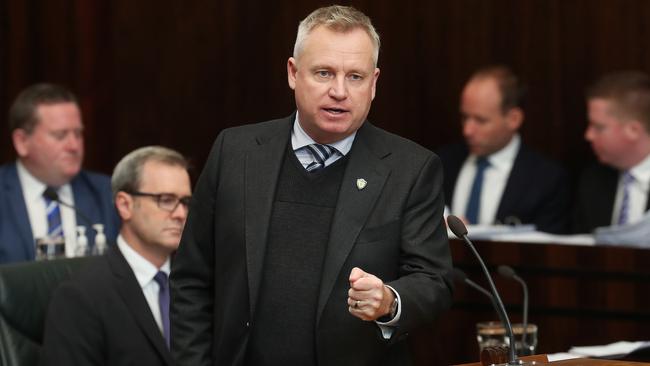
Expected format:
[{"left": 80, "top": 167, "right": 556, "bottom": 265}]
[
  {"left": 447, "top": 224, "right": 596, "bottom": 246},
  {"left": 569, "top": 340, "right": 650, "bottom": 357},
  {"left": 594, "top": 211, "right": 650, "bottom": 247}
]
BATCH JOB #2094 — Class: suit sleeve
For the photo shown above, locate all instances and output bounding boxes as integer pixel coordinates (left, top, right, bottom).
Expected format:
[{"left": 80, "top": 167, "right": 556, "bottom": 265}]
[
  {"left": 170, "top": 133, "right": 224, "bottom": 366},
  {"left": 386, "top": 152, "right": 454, "bottom": 334},
  {"left": 531, "top": 166, "right": 571, "bottom": 234},
  {"left": 39, "top": 283, "right": 105, "bottom": 366}
]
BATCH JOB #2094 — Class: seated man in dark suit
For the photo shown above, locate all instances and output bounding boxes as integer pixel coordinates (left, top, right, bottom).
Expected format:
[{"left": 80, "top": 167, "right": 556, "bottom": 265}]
[
  {"left": 0, "top": 83, "right": 119, "bottom": 263},
  {"left": 573, "top": 71, "right": 650, "bottom": 233},
  {"left": 40, "top": 146, "right": 191, "bottom": 366},
  {"left": 438, "top": 65, "right": 569, "bottom": 233}
]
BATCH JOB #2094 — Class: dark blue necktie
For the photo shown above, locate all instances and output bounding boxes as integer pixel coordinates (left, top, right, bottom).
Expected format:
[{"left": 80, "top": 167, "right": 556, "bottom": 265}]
[
  {"left": 465, "top": 157, "right": 490, "bottom": 224},
  {"left": 304, "top": 144, "right": 337, "bottom": 172},
  {"left": 153, "top": 271, "right": 170, "bottom": 348},
  {"left": 43, "top": 188, "right": 64, "bottom": 238}
]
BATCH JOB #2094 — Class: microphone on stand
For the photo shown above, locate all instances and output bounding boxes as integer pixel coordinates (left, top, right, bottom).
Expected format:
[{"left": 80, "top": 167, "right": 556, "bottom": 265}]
[
  {"left": 449, "top": 268, "right": 509, "bottom": 331},
  {"left": 498, "top": 265, "right": 530, "bottom": 346},
  {"left": 447, "top": 215, "right": 519, "bottom": 366},
  {"left": 43, "top": 187, "right": 96, "bottom": 230}
]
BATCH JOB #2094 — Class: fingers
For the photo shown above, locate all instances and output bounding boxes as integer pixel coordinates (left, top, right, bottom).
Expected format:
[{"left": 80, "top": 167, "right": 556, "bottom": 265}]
[{"left": 347, "top": 267, "right": 387, "bottom": 321}]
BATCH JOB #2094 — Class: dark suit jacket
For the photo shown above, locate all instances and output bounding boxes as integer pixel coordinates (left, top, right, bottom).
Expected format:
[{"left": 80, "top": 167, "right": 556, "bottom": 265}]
[
  {"left": 572, "top": 162, "right": 650, "bottom": 233},
  {"left": 39, "top": 246, "right": 174, "bottom": 366},
  {"left": 0, "top": 162, "right": 120, "bottom": 264},
  {"left": 170, "top": 115, "right": 453, "bottom": 366},
  {"left": 437, "top": 143, "right": 570, "bottom": 233}
]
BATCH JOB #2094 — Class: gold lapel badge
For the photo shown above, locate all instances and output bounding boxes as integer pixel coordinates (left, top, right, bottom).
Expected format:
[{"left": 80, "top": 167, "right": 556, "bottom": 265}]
[{"left": 356, "top": 178, "right": 367, "bottom": 190}]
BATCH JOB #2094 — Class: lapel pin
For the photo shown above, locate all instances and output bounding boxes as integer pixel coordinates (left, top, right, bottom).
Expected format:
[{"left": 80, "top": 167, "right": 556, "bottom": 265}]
[{"left": 356, "top": 178, "right": 367, "bottom": 190}]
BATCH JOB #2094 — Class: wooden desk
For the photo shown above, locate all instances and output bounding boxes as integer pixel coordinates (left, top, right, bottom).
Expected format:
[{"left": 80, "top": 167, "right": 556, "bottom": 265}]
[{"left": 410, "top": 239, "right": 650, "bottom": 366}]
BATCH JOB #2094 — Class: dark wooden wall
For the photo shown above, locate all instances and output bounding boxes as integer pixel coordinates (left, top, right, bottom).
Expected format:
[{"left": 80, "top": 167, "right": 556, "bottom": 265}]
[
  {"left": 2, "top": 1, "right": 650, "bottom": 362},
  {"left": 3, "top": 0, "right": 650, "bottom": 177}
]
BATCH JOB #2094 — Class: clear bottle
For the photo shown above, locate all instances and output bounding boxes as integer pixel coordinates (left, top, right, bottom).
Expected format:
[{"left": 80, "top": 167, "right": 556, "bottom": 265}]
[
  {"left": 92, "top": 223, "right": 107, "bottom": 255},
  {"left": 75, "top": 225, "right": 89, "bottom": 257}
]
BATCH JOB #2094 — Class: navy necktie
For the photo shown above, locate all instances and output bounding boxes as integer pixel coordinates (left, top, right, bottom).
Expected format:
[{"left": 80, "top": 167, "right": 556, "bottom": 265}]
[
  {"left": 43, "top": 188, "right": 64, "bottom": 238},
  {"left": 617, "top": 171, "right": 634, "bottom": 225},
  {"left": 153, "top": 271, "right": 170, "bottom": 348},
  {"left": 465, "top": 157, "right": 490, "bottom": 225},
  {"left": 304, "top": 144, "right": 337, "bottom": 172}
]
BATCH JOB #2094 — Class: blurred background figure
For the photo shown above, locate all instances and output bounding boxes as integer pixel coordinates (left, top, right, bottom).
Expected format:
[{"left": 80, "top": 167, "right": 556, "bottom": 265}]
[
  {"left": 40, "top": 146, "right": 191, "bottom": 366},
  {"left": 0, "top": 83, "right": 119, "bottom": 264},
  {"left": 573, "top": 71, "right": 650, "bottom": 233},
  {"left": 438, "top": 65, "right": 570, "bottom": 233}
]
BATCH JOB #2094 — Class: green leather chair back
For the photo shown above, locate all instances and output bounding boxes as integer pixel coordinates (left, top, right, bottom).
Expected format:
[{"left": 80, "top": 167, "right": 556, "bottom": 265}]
[{"left": 0, "top": 257, "right": 93, "bottom": 366}]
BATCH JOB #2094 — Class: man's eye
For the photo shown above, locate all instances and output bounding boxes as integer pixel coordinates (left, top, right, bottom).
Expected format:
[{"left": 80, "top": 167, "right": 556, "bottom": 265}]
[
  {"left": 348, "top": 74, "right": 363, "bottom": 81},
  {"left": 316, "top": 70, "right": 331, "bottom": 78},
  {"left": 51, "top": 131, "right": 67, "bottom": 140},
  {"left": 159, "top": 196, "right": 177, "bottom": 205}
]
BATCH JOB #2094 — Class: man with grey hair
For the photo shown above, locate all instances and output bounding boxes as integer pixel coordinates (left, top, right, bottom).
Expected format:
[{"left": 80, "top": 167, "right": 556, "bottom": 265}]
[
  {"left": 171, "top": 5, "right": 452, "bottom": 366},
  {"left": 40, "top": 146, "right": 191, "bottom": 366},
  {"left": 0, "top": 83, "right": 119, "bottom": 263}
]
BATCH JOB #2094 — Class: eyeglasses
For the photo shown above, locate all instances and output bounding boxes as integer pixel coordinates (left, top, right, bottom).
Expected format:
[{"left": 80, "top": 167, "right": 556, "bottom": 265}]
[{"left": 126, "top": 191, "right": 191, "bottom": 212}]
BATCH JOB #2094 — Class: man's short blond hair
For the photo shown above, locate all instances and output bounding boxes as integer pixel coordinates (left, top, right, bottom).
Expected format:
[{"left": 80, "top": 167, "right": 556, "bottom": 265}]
[
  {"left": 293, "top": 5, "right": 380, "bottom": 66},
  {"left": 587, "top": 71, "right": 650, "bottom": 131}
]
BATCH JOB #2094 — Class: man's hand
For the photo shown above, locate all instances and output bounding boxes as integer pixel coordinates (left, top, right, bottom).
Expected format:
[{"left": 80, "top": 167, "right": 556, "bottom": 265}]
[{"left": 347, "top": 267, "right": 395, "bottom": 321}]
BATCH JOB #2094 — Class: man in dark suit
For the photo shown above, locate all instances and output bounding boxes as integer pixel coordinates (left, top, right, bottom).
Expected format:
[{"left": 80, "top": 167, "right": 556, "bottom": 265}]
[
  {"left": 170, "top": 5, "right": 452, "bottom": 366},
  {"left": 40, "top": 146, "right": 192, "bottom": 366},
  {"left": 573, "top": 71, "right": 650, "bottom": 233},
  {"left": 0, "top": 83, "right": 119, "bottom": 263},
  {"left": 438, "top": 66, "right": 569, "bottom": 233}
]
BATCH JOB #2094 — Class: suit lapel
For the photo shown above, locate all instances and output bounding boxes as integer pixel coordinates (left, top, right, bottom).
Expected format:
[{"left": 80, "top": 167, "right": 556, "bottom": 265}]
[
  {"left": 2, "top": 164, "right": 35, "bottom": 259},
  {"left": 316, "top": 125, "right": 390, "bottom": 323},
  {"left": 245, "top": 118, "right": 292, "bottom": 318},
  {"left": 107, "top": 248, "right": 173, "bottom": 366}
]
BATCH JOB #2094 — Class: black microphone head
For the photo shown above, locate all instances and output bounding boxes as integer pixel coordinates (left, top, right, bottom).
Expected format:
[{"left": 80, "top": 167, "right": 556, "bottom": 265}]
[
  {"left": 43, "top": 187, "right": 59, "bottom": 201},
  {"left": 497, "top": 265, "right": 516, "bottom": 279},
  {"left": 447, "top": 215, "right": 468, "bottom": 238}
]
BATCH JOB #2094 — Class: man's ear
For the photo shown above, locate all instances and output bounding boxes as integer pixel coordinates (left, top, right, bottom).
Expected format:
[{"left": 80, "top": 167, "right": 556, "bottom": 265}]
[
  {"left": 287, "top": 57, "right": 298, "bottom": 90},
  {"left": 506, "top": 107, "right": 524, "bottom": 131},
  {"left": 623, "top": 119, "right": 645, "bottom": 140},
  {"left": 12, "top": 129, "right": 30, "bottom": 157},
  {"left": 114, "top": 191, "right": 134, "bottom": 221}
]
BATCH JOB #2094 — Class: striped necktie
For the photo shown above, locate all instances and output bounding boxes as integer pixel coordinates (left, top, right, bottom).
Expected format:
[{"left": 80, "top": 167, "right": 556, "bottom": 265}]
[
  {"left": 43, "top": 188, "right": 64, "bottom": 238},
  {"left": 617, "top": 171, "right": 635, "bottom": 225},
  {"left": 304, "top": 144, "right": 337, "bottom": 172}
]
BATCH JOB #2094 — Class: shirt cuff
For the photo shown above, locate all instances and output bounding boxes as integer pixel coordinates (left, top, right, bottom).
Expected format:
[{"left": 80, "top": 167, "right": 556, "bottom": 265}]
[{"left": 375, "top": 285, "right": 401, "bottom": 339}]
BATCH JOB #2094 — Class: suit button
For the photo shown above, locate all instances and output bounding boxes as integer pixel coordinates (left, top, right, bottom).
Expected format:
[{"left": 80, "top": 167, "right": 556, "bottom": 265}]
[{"left": 245, "top": 321, "right": 250, "bottom": 328}]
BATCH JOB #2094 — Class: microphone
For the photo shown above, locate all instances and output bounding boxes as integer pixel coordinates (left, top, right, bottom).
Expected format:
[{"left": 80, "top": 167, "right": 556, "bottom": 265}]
[
  {"left": 498, "top": 265, "right": 529, "bottom": 346},
  {"left": 448, "top": 215, "right": 519, "bottom": 365},
  {"left": 449, "top": 268, "right": 509, "bottom": 332},
  {"left": 43, "top": 187, "right": 96, "bottom": 231}
]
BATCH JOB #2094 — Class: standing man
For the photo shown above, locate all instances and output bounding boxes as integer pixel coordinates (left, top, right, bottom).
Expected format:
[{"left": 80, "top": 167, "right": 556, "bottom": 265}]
[
  {"left": 0, "top": 83, "right": 119, "bottom": 263},
  {"left": 171, "top": 5, "right": 452, "bottom": 366},
  {"left": 438, "top": 65, "right": 569, "bottom": 233},
  {"left": 40, "top": 146, "right": 191, "bottom": 366},
  {"left": 573, "top": 71, "right": 650, "bottom": 233}
]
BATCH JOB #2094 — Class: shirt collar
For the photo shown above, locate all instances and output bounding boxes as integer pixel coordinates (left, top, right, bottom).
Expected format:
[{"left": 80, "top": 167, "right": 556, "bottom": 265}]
[
  {"left": 117, "top": 235, "right": 171, "bottom": 289},
  {"left": 469, "top": 134, "right": 521, "bottom": 171},
  {"left": 16, "top": 160, "right": 48, "bottom": 205},
  {"left": 627, "top": 153, "right": 650, "bottom": 189},
  {"left": 291, "top": 112, "right": 356, "bottom": 156}
]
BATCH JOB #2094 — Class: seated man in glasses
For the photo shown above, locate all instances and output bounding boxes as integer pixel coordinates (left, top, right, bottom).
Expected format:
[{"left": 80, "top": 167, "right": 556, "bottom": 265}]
[{"left": 40, "top": 146, "right": 191, "bottom": 366}]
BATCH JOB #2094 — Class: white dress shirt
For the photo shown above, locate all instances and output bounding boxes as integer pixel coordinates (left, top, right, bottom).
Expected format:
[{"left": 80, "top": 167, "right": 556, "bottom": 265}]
[
  {"left": 117, "top": 235, "right": 170, "bottom": 334},
  {"left": 451, "top": 135, "right": 521, "bottom": 225},
  {"left": 16, "top": 160, "right": 78, "bottom": 257},
  {"left": 611, "top": 154, "right": 650, "bottom": 225},
  {"left": 292, "top": 114, "right": 355, "bottom": 166}
]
